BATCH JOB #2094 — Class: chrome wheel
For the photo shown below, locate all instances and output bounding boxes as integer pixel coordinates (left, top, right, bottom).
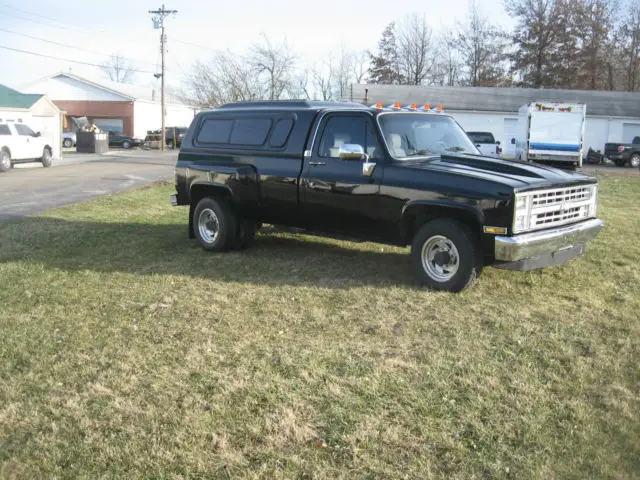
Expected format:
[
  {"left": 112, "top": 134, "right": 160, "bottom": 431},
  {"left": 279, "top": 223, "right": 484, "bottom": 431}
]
[
  {"left": 630, "top": 155, "right": 640, "bottom": 168},
  {"left": 198, "top": 208, "right": 220, "bottom": 245},
  {"left": 421, "top": 235, "right": 460, "bottom": 282}
]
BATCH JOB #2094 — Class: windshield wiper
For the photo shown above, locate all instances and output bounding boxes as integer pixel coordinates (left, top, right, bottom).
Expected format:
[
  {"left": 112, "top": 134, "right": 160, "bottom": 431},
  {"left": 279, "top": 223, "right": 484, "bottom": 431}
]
[
  {"left": 407, "top": 149, "right": 437, "bottom": 157},
  {"left": 444, "top": 146, "right": 466, "bottom": 152}
]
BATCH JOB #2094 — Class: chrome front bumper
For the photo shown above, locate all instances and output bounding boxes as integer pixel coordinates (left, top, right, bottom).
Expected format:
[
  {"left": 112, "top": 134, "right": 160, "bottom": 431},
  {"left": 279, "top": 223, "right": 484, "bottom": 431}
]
[{"left": 495, "top": 218, "right": 604, "bottom": 262}]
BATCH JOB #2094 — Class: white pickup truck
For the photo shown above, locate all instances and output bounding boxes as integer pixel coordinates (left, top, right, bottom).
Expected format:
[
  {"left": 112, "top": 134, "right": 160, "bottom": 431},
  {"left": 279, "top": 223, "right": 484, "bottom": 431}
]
[
  {"left": 0, "top": 122, "right": 53, "bottom": 172},
  {"left": 466, "top": 131, "right": 502, "bottom": 158}
]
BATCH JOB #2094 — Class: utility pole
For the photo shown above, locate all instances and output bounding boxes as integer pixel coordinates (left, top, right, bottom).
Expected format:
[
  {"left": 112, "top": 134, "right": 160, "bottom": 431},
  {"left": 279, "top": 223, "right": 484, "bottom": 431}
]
[{"left": 149, "top": 5, "right": 177, "bottom": 152}]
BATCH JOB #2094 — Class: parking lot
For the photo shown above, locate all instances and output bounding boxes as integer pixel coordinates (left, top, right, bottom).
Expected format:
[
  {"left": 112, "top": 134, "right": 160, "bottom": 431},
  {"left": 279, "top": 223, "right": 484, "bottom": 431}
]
[{"left": 0, "top": 149, "right": 176, "bottom": 221}]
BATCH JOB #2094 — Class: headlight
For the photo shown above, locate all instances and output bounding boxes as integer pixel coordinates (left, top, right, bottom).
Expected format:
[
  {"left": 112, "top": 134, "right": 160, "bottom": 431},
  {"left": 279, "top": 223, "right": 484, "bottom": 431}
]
[{"left": 512, "top": 193, "right": 531, "bottom": 234}]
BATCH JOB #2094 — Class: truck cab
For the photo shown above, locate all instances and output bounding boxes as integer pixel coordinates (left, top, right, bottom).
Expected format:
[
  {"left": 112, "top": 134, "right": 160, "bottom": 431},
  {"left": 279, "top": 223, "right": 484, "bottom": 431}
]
[{"left": 172, "top": 101, "right": 603, "bottom": 292}]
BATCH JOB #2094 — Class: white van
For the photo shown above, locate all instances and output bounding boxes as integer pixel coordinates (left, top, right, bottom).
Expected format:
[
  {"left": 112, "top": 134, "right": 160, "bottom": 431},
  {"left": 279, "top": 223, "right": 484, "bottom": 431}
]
[
  {"left": 0, "top": 122, "right": 53, "bottom": 172},
  {"left": 512, "top": 102, "right": 586, "bottom": 168}
]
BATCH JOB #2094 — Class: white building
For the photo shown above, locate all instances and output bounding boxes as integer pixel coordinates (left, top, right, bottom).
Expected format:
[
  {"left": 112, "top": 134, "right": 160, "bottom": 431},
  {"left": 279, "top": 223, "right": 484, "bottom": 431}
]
[
  {"left": 351, "top": 84, "right": 640, "bottom": 158},
  {"left": 22, "top": 73, "right": 196, "bottom": 140}
]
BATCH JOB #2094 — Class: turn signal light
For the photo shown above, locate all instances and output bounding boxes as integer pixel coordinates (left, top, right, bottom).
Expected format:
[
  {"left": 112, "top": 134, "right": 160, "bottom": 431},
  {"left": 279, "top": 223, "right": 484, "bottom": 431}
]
[{"left": 483, "top": 226, "right": 507, "bottom": 235}]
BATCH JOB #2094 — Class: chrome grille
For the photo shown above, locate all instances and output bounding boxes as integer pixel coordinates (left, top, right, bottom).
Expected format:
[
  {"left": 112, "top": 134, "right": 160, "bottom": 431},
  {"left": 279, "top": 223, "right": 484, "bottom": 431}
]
[
  {"left": 528, "top": 185, "right": 594, "bottom": 231},
  {"left": 531, "top": 186, "right": 591, "bottom": 207}
]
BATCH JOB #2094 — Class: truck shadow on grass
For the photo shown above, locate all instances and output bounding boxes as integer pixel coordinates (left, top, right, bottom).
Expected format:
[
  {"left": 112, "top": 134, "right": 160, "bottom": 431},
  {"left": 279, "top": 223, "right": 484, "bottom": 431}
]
[{"left": 0, "top": 217, "right": 415, "bottom": 288}]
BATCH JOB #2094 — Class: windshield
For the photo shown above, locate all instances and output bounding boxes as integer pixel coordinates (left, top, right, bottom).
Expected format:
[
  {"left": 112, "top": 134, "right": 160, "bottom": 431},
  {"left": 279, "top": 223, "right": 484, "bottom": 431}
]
[{"left": 378, "top": 113, "right": 480, "bottom": 159}]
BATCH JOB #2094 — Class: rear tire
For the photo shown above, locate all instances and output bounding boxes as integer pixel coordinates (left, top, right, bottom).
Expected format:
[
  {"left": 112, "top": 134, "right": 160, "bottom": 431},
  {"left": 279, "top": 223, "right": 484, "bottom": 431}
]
[
  {"left": 630, "top": 154, "right": 640, "bottom": 169},
  {"left": 193, "top": 197, "right": 236, "bottom": 252},
  {"left": 0, "top": 149, "right": 10, "bottom": 173},
  {"left": 41, "top": 147, "right": 53, "bottom": 168},
  {"left": 122, "top": 141, "right": 131, "bottom": 149},
  {"left": 411, "top": 218, "right": 482, "bottom": 292},
  {"left": 63, "top": 138, "right": 73, "bottom": 148},
  {"left": 231, "top": 218, "right": 257, "bottom": 250}
]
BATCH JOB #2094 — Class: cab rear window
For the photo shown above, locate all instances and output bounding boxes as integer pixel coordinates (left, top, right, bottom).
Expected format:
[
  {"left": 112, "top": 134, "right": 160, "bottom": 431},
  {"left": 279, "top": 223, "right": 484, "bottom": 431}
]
[
  {"left": 229, "top": 118, "right": 271, "bottom": 146},
  {"left": 197, "top": 119, "right": 233, "bottom": 144},
  {"left": 195, "top": 116, "right": 294, "bottom": 148}
]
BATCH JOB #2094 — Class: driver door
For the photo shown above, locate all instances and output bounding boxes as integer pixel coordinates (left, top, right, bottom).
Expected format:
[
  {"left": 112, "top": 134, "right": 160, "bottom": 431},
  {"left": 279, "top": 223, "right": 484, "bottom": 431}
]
[{"left": 301, "top": 112, "right": 384, "bottom": 238}]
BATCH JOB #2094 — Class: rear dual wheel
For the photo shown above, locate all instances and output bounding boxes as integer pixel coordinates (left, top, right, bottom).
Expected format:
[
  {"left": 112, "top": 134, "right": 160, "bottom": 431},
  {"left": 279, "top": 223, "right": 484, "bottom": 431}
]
[{"left": 193, "top": 197, "right": 256, "bottom": 252}]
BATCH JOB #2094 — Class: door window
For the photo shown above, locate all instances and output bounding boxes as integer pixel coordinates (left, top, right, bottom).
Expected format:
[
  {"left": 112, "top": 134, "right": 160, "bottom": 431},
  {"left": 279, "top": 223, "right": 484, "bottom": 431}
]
[
  {"left": 0, "top": 124, "right": 10, "bottom": 135},
  {"left": 14, "top": 124, "right": 36, "bottom": 136},
  {"left": 317, "top": 115, "right": 379, "bottom": 158}
]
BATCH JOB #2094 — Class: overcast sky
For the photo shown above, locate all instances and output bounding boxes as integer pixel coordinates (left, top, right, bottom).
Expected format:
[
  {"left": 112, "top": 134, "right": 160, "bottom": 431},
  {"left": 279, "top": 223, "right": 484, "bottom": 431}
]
[{"left": 0, "top": 0, "right": 515, "bottom": 91}]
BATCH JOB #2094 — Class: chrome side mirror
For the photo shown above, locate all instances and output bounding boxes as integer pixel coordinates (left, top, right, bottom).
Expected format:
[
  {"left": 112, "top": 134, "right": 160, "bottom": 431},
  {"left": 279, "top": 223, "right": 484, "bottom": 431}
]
[
  {"left": 338, "top": 144, "right": 365, "bottom": 160},
  {"left": 362, "top": 157, "right": 376, "bottom": 177}
]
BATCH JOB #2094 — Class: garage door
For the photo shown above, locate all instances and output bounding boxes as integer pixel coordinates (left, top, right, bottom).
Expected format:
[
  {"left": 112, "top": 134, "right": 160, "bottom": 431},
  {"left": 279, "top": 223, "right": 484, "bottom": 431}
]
[
  {"left": 622, "top": 123, "right": 640, "bottom": 143},
  {"left": 503, "top": 118, "right": 518, "bottom": 159},
  {"left": 92, "top": 118, "right": 124, "bottom": 133}
]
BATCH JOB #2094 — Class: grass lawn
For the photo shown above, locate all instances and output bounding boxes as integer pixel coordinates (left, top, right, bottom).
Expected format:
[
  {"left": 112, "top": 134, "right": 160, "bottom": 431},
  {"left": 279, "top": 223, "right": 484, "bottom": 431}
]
[{"left": 1, "top": 176, "right": 639, "bottom": 479}]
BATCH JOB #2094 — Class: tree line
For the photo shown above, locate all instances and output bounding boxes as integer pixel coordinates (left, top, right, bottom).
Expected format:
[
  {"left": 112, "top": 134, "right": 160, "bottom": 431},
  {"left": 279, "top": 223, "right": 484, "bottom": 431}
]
[{"left": 181, "top": 0, "right": 640, "bottom": 106}]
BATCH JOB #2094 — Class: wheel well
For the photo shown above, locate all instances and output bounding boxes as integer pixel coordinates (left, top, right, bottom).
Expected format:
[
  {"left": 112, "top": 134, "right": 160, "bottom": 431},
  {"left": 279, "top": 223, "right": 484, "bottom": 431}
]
[
  {"left": 402, "top": 205, "right": 482, "bottom": 245},
  {"left": 1, "top": 146, "right": 10, "bottom": 157},
  {"left": 188, "top": 184, "right": 233, "bottom": 238}
]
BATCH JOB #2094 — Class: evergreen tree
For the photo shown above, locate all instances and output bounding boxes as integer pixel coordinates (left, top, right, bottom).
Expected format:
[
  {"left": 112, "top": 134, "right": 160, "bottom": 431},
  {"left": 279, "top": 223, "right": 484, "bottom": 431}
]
[{"left": 367, "top": 22, "right": 403, "bottom": 84}]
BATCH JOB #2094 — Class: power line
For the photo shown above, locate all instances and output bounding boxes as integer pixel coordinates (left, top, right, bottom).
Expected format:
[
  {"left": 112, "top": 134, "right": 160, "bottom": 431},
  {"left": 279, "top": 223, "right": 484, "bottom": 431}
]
[
  {"left": 173, "top": 38, "right": 216, "bottom": 52},
  {"left": 0, "top": 27, "right": 160, "bottom": 69},
  {"left": 0, "top": 44, "right": 158, "bottom": 74},
  {"left": 0, "top": 3, "right": 106, "bottom": 33}
]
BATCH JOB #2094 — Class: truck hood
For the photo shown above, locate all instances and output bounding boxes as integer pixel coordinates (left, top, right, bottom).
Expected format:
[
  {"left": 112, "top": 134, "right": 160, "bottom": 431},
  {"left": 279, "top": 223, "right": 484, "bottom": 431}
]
[{"left": 397, "top": 153, "right": 596, "bottom": 192}]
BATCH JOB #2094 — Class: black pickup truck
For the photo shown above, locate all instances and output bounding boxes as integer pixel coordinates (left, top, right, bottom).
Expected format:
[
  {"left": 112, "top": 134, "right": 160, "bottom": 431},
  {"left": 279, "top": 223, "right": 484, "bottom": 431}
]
[
  {"left": 171, "top": 101, "right": 604, "bottom": 292},
  {"left": 604, "top": 136, "right": 640, "bottom": 167}
]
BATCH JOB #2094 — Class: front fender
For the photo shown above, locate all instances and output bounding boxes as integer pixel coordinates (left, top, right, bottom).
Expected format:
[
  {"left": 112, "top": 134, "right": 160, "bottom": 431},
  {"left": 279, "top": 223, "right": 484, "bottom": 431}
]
[{"left": 401, "top": 199, "right": 485, "bottom": 226}]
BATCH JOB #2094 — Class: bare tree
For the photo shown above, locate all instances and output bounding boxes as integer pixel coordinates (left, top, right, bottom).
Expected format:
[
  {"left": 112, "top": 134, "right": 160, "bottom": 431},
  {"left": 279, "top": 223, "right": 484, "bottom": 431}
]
[
  {"left": 311, "top": 56, "right": 335, "bottom": 100},
  {"left": 455, "top": 1, "right": 509, "bottom": 86},
  {"left": 289, "top": 69, "right": 313, "bottom": 99},
  {"left": 181, "top": 52, "right": 264, "bottom": 107},
  {"left": 397, "top": 13, "right": 435, "bottom": 85},
  {"left": 617, "top": 0, "right": 640, "bottom": 91},
  {"left": 506, "top": 0, "right": 576, "bottom": 88},
  {"left": 350, "top": 50, "right": 369, "bottom": 84},
  {"left": 433, "top": 30, "right": 463, "bottom": 86},
  {"left": 100, "top": 54, "right": 136, "bottom": 83},
  {"left": 249, "top": 34, "right": 297, "bottom": 100}
]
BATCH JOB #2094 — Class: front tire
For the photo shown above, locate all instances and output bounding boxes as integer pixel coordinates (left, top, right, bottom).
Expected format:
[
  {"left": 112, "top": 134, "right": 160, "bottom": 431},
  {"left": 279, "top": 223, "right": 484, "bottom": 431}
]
[
  {"left": 630, "top": 154, "right": 640, "bottom": 169},
  {"left": 41, "top": 147, "right": 53, "bottom": 168},
  {"left": 193, "top": 197, "right": 236, "bottom": 252},
  {"left": 63, "top": 138, "right": 73, "bottom": 148},
  {"left": 411, "top": 219, "right": 482, "bottom": 292},
  {"left": 0, "top": 150, "right": 10, "bottom": 172}
]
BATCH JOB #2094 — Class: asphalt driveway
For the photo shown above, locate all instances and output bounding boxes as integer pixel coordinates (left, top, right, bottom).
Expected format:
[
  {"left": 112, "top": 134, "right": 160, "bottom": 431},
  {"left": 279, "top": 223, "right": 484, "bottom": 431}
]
[{"left": 0, "top": 150, "right": 177, "bottom": 221}]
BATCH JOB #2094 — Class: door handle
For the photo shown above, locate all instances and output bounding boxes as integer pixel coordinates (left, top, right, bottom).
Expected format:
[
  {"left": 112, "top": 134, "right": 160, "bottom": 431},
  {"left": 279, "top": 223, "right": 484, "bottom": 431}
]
[
  {"left": 309, "top": 161, "right": 327, "bottom": 167},
  {"left": 308, "top": 181, "right": 332, "bottom": 191}
]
